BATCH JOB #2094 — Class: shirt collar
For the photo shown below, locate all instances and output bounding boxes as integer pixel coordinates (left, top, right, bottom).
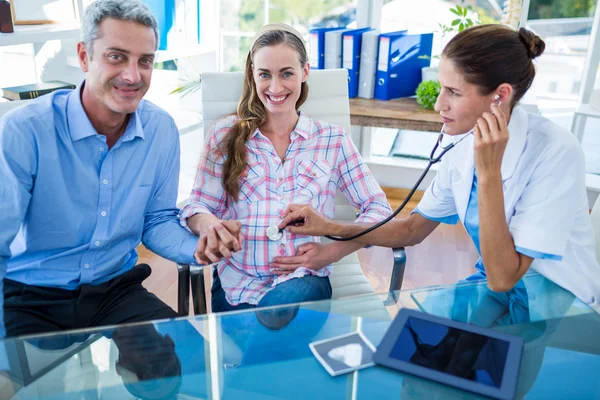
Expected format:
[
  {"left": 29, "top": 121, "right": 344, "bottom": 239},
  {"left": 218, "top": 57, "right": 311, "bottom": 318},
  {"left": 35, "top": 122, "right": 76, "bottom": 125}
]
[
  {"left": 500, "top": 105, "right": 528, "bottom": 181},
  {"left": 67, "top": 81, "right": 145, "bottom": 142},
  {"left": 456, "top": 105, "right": 528, "bottom": 182},
  {"left": 293, "top": 111, "right": 312, "bottom": 139},
  {"left": 249, "top": 111, "right": 313, "bottom": 140}
]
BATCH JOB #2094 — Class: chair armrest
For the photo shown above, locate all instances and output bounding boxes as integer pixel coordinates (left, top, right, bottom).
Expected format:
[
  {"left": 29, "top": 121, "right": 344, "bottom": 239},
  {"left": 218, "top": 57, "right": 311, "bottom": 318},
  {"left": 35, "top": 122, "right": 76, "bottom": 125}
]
[
  {"left": 190, "top": 265, "right": 208, "bottom": 315},
  {"left": 177, "top": 263, "right": 190, "bottom": 317},
  {"left": 384, "top": 247, "right": 407, "bottom": 306}
]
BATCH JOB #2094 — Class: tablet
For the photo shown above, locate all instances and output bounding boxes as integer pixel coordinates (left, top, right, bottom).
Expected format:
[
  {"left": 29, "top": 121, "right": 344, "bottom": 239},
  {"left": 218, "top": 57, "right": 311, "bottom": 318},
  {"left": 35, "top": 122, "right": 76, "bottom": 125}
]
[{"left": 374, "top": 309, "right": 523, "bottom": 400}]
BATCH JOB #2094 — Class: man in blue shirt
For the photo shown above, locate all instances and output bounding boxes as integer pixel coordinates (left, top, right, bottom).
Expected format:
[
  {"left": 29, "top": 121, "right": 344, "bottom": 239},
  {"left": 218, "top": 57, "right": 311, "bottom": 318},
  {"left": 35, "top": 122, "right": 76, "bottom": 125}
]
[{"left": 0, "top": 0, "right": 199, "bottom": 338}]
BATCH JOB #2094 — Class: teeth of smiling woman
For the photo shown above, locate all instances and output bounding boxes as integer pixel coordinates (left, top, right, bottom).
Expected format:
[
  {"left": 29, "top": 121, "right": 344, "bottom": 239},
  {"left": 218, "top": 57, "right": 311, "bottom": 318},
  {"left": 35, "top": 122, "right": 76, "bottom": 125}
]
[{"left": 269, "top": 95, "right": 286, "bottom": 102}]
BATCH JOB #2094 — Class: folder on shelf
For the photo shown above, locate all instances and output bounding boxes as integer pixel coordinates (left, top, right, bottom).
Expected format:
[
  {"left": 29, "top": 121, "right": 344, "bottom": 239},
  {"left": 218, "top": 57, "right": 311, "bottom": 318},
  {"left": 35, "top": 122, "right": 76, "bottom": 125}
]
[
  {"left": 374, "top": 31, "right": 433, "bottom": 101},
  {"left": 324, "top": 28, "right": 351, "bottom": 69},
  {"left": 358, "top": 29, "right": 390, "bottom": 99},
  {"left": 342, "top": 27, "right": 373, "bottom": 98},
  {"left": 309, "top": 27, "right": 346, "bottom": 69}
]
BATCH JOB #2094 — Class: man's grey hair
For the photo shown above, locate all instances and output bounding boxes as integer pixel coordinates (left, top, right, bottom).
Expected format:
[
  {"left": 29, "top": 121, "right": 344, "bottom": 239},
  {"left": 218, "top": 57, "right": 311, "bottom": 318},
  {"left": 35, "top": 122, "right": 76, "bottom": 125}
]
[{"left": 82, "top": 0, "right": 159, "bottom": 57}]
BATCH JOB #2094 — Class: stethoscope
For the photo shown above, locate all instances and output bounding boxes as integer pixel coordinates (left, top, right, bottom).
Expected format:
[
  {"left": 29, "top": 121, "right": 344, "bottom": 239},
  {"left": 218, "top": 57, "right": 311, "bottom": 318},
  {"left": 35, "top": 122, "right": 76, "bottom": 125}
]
[
  {"left": 322, "top": 126, "right": 474, "bottom": 241},
  {"left": 265, "top": 125, "right": 474, "bottom": 242},
  {"left": 319, "top": 98, "right": 503, "bottom": 241},
  {"left": 267, "top": 96, "right": 503, "bottom": 242}
]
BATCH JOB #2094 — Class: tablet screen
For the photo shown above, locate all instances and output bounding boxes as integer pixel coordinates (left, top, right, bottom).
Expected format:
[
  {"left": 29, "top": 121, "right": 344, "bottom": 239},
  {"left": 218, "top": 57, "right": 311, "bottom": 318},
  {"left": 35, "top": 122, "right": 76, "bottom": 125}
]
[{"left": 389, "top": 316, "right": 510, "bottom": 388}]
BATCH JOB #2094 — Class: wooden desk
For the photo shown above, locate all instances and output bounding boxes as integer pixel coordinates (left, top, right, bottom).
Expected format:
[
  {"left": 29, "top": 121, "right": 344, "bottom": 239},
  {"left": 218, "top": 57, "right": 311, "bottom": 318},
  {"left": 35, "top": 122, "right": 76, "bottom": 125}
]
[{"left": 350, "top": 97, "right": 443, "bottom": 132}]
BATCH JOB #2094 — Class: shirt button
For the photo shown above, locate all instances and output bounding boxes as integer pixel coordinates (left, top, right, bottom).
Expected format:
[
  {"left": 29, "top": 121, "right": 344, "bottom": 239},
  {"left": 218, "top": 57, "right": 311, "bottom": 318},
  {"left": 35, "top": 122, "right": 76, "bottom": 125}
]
[
  {"left": 84, "top": 264, "right": 90, "bottom": 269},
  {"left": 94, "top": 241, "right": 101, "bottom": 247},
  {"left": 102, "top": 179, "right": 108, "bottom": 185},
  {"left": 99, "top": 147, "right": 105, "bottom": 152},
  {"left": 279, "top": 243, "right": 285, "bottom": 248},
  {"left": 101, "top": 211, "right": 107, "bottom": 216},
  {"left": 311, "top": 172, "right": 317, "bottom": 177}
]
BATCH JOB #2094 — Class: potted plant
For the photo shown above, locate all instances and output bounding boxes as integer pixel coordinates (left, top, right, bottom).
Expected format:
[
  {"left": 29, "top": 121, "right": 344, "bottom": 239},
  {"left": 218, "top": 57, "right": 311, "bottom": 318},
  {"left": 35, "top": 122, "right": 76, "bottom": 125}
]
[
  {"left": 416, "top": 80, "right": 441, "bottom": 110},
  {"left": 421, "top": 5, "right": 480, "bottom": 82}
]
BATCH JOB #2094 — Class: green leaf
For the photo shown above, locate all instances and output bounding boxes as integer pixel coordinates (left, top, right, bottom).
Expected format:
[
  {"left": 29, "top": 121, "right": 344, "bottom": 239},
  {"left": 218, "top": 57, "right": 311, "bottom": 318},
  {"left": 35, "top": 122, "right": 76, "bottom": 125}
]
[
  {"left": 462, "top": 6, "right": 468, "bottom": 16},
  {"left": 416, "top": 80, "right": 441, "bottom": 110},
  {"left": 169, "top": 80, "right": 202, "bottom": 97},
  {"left": 459, "top": 23, "right": 465, "bottom": 31},
  {"left": 450, "top": 7, "right": 461, "bottom": 16},
  {"left": 466, "top": 18, "right": 473, "bottom": 25},
  {"left": 452, "top": 18, "right": 461, "bottom": 26}
]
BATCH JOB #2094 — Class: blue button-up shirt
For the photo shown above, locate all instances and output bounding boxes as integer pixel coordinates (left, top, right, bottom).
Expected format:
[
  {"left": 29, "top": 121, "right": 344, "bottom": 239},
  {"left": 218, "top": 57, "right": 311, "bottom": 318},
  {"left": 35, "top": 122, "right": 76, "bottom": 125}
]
[{"left": 0, "top": 86, "right": 197, "bottom": 337}]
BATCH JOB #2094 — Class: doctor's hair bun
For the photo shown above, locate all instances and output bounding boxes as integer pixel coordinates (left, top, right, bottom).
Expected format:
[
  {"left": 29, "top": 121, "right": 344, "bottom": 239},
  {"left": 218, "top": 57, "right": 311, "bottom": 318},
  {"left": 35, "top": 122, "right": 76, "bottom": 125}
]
[{"left": 518, "top": 28, "right": 545, "bottom": 59}]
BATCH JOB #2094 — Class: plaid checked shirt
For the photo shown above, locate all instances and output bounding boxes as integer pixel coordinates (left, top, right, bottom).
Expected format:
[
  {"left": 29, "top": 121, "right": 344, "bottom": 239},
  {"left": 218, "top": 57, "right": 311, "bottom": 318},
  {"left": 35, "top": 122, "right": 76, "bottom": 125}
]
[{"left": 180, "top": 111, "right": 391, "bottom": 306}]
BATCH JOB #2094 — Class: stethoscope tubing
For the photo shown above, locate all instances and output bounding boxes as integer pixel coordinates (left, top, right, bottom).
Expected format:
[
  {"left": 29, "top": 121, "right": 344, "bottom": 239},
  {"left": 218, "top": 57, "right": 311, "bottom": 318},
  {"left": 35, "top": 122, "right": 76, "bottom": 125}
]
[{"left": 325, "top": 128, "right": 473, "bottom": 241}]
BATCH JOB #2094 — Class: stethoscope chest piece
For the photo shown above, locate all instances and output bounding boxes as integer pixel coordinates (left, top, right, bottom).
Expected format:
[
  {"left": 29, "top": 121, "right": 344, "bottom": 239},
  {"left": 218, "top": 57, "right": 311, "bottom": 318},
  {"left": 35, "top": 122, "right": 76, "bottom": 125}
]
[{"left": 266, "top": 225, "right": 283, "bottom": 241}]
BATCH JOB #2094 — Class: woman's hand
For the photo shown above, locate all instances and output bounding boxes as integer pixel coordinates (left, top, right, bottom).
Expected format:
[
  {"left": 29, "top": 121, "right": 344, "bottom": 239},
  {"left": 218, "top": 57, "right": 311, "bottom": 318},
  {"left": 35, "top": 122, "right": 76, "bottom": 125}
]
[
  {"left": 193, "top": 220, "right": 243, "bottom": 264},
  {"left": 473, "top": 103, "right": 509, "bottom": 180},
  {"left": 277, "top": 204, "right": 336, "bottom": 236},
  {"left": 270, "top": 242, "right": 341, "bottom": 275}
]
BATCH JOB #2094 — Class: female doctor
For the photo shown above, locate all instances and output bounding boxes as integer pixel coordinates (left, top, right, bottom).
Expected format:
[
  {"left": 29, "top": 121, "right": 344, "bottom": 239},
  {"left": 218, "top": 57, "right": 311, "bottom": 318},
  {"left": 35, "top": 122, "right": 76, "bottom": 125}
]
[{"left": 277, "top": 25, "right": 600, "bottom": 306}]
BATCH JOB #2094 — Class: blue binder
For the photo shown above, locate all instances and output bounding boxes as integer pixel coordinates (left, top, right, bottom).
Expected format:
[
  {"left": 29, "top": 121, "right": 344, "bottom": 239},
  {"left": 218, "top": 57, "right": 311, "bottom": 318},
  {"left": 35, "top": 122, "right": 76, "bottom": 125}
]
[
  {"left": 374, "top": 32, "right": 433, "bottom": 101},
  {"left": 309, "top": 27, "right": 346, "bottom": 70},
  {"left": 342, "top": 28, "right": 374, "bottom": 98}
]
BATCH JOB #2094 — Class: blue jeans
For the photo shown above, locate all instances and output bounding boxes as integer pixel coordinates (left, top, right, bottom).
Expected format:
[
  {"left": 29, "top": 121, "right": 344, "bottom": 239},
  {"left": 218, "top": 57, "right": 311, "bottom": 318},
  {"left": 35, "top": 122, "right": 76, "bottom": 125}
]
[
  {"left": 211, "top": 270, "right": 333, "bottom": 366},
  {"left": 211, "top": 269, "right": 332, "bottom": 313}
]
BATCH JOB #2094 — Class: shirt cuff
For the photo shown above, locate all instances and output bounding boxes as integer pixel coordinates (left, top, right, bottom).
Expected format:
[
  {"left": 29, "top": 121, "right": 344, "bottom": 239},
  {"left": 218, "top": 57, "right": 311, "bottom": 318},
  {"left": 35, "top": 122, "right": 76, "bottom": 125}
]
[
  {"left": 412, "top": 207, "right": 459, "bottom": 225},
  {"left": 509, "top": 224, "right": 568, "bottom": 257},
  {"left": 515, "top": 246, "right": 563, "bottom": 261},
  {"left": 179, "top": 236, "right": 198, "bottom": 265}
]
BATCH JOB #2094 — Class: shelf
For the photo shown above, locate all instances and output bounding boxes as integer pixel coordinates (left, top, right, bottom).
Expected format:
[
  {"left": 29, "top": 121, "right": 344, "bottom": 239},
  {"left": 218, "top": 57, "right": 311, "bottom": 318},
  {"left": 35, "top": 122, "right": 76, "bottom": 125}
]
[{"left": 0, "top": 24, "right": 80, "bottom": 47}]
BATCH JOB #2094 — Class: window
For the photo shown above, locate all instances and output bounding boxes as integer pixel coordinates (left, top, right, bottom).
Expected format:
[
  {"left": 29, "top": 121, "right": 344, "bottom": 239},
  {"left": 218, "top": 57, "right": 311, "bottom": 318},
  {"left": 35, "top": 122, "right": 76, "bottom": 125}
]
[
  {"left": 371, "top": 0, "right": 502, "bottom": 162},
  {"left": 219, "top": 0, "right": 357, "bottom": 72},
  {"left": 524, "top": 0, "right": 599, "bottom": 175}
]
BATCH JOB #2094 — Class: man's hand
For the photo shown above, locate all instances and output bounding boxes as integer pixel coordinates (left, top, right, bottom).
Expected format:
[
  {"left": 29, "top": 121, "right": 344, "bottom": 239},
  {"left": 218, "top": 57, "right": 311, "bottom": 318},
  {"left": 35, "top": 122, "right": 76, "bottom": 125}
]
[
  {"left": 277, "top": 205, "right": 336, "bottom": 236},
  {"left": 270, "top": 242, "right": 341, "bottom": 275},
  {"left": 194, "top": 220, "right": 243, "bottom": 264}
]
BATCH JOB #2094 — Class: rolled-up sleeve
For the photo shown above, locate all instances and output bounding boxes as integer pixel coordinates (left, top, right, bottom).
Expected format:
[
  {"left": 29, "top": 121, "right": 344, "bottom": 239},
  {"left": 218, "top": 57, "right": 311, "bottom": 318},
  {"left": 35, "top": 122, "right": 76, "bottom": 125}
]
[
  {"left": 414, "top": 156, "right": 459, "bottom": 225},
  {"left": 335, "top": 132, "right": 392, "bottom": 223},
  {"left": 509, "top": 140, "right": 584, "bottom": 258}
]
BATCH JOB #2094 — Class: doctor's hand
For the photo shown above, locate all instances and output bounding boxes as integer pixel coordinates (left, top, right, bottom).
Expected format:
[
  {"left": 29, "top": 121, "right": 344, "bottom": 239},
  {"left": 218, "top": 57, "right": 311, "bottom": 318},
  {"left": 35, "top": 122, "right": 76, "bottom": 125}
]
[
  {"left": 278, "top": 205, "right": 336, "bottom": 236},
  {"left": 270, "top": 242, "right": 340, "bottom": 275},
  {"left": 473, "top": 103, "right": 509, "bottom": 179},
  {"left": 194, "top": 220, "right": 243, "bottom": 264}
]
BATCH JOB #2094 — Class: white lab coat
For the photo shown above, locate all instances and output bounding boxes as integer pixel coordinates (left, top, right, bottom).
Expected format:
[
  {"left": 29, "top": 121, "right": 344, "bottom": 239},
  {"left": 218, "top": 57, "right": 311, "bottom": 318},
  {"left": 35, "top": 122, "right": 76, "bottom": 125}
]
[{"left": 417, "top": 106, "right": 600, "bottom": 306}]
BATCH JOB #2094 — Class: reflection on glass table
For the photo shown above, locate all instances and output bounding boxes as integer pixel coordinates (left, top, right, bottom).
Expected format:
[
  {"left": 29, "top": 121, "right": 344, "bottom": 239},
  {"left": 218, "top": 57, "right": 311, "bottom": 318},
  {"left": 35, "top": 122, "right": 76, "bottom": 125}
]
[{"left": 1, "top": 272, "right": 599, "bottom": 399}]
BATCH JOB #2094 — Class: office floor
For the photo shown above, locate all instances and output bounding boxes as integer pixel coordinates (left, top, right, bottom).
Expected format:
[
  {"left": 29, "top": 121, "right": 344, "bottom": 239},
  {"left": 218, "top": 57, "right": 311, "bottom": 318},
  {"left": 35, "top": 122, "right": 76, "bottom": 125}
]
[{"left": 139, "top": 196, "right": 479, "bottom": 314}]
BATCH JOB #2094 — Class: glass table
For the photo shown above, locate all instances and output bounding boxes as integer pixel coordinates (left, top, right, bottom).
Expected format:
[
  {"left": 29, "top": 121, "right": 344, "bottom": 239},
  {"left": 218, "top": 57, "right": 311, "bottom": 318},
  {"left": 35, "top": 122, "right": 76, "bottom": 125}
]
[{"left": 1, "top": 273, "right": 599, "bottom": 399}]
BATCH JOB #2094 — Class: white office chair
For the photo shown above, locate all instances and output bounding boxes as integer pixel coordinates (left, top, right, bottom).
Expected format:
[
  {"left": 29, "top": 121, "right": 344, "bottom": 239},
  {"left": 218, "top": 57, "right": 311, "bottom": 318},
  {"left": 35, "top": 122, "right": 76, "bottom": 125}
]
[{"left": 176, "top": 69, "right": 405, "bottom": 317}]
